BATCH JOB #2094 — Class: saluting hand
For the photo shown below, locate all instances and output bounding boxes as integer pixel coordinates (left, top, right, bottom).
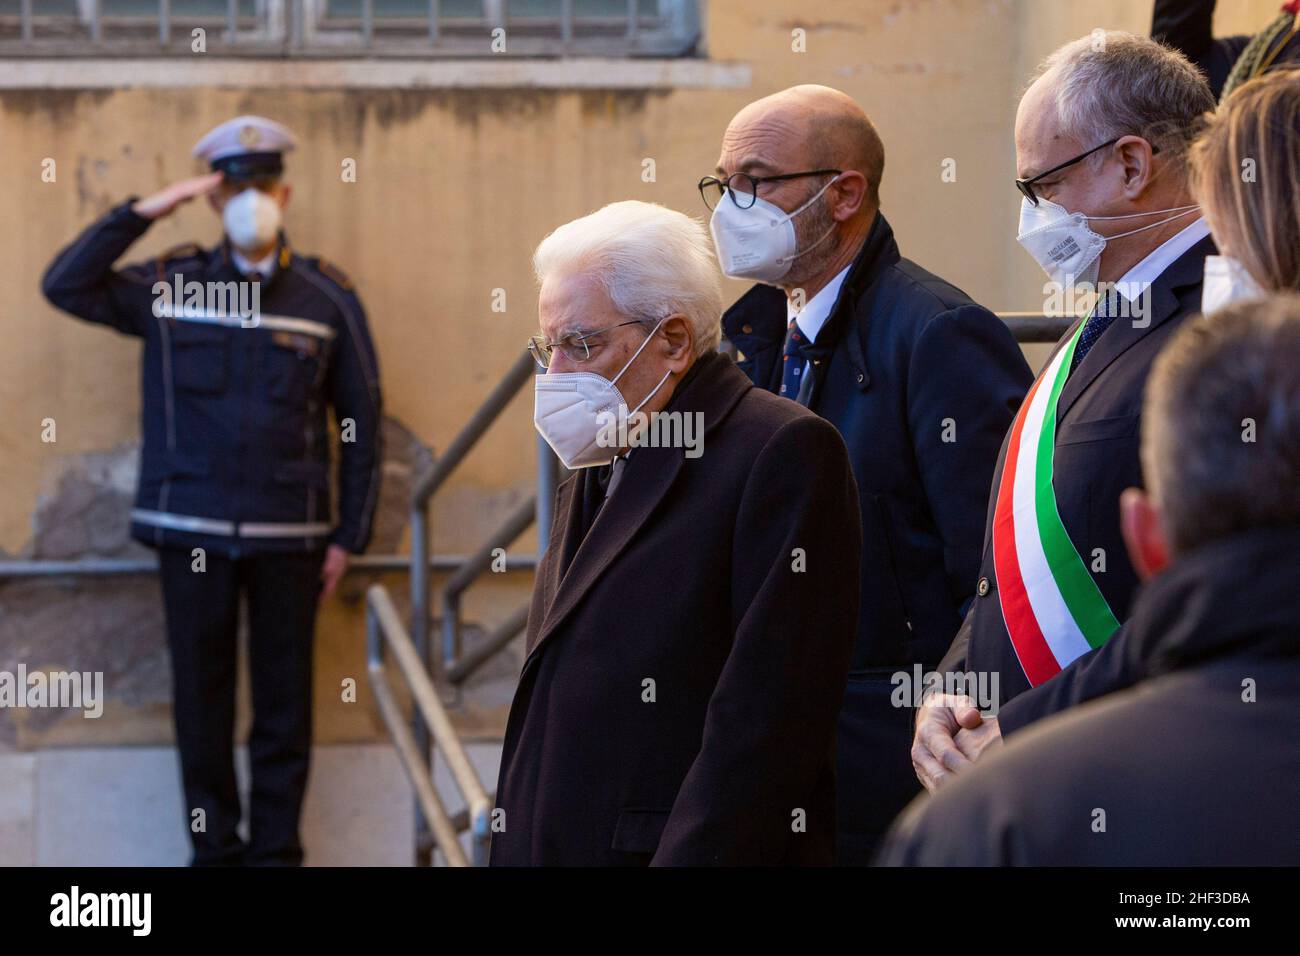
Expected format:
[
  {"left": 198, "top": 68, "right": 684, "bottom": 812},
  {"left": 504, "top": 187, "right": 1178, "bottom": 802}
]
[
  {"left": 131, "top": 172, "right": 224, "bottom": 220},
  {"left": 319, "top": 544, "right": 350, "bottom": 602},
  {"left": 910, "top": 693, "right": 984, "bottom": 792}
]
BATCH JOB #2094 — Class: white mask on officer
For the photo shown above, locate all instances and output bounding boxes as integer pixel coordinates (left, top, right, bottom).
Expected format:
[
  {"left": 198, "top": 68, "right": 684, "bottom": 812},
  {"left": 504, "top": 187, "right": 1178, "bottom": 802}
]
[
  {"left": 223, "top": 187, "right": 282, "bottom": 252},
  {"left": 534, "top": 318, "right": 671, "bottom": 470},
  {"left": 1201, "top": 254, "right": 1266, "bottom": 315},
  {"left": 709, "top": 175, "right": 840, "bottom": 283},
  {"left": 1016, "top": 196, "right": 1199, "bottom": 290}
]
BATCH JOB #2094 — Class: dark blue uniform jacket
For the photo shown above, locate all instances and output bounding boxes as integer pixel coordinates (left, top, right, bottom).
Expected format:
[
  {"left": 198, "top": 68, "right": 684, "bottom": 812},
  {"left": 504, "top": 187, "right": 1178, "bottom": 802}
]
[{"left": 42, "top": 199, "right": 382, "bottom": 556}]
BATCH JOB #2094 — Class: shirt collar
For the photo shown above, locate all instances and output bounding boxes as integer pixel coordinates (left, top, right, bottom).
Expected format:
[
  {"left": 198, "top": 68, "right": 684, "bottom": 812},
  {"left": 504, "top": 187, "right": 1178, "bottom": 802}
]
[
  {"left": 786, "top": 263, "right": 852, "bottom": 343},
  {"left": 232, "top": 246, "right": 278, "bottom": 279},
  {"left": 1114, "top": 217, "right": 1211, "bottom": 292}
]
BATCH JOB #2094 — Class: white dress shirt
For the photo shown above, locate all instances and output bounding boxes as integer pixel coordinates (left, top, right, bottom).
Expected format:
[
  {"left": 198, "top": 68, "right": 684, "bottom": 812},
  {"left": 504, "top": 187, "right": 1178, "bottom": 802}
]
[
  {"left": 786, "top": 263, "right": 852, "bottom": 385},
  {"left": 1113, "top": 216, "right": 1210, "bottom": 296},
  {"left": 232, "top": 247, "right": 278, "bottom": 279}
]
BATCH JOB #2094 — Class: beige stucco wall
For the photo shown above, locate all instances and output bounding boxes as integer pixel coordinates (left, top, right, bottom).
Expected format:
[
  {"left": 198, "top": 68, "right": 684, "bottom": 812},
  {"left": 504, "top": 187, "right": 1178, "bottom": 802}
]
[{"left": 0, "top": 0, "right": 1281, "bottom": 749}]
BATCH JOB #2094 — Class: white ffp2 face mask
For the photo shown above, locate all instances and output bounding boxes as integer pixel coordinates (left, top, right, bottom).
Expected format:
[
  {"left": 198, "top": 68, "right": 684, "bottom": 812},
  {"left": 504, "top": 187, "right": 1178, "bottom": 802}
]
[
  {"left": 533, "top": 318, "right": 671, "bottom": 470},
  {"left": 1016, "top": 196, "right": 1199, "bottom": 290},
  {"left": 1201, "top": 255, "right": 1266, "bottom": 315},
  {"left": 709, "top": 175, "right": 839, "bottom": 283},
  {"left": 223, "top": 187, "right": 282, "bottom": 252}
]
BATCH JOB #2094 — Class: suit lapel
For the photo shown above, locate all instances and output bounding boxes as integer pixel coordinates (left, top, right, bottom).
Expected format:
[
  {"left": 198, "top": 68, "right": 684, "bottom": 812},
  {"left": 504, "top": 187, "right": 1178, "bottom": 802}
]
[
  {"left": 523, "top": 352, "right": 752, "bottom": 663},
  {"left": 525, "top": 443, "right": 683, "bottom": 660},
  {"left": 1056, "top": 235, "right": 1215, "bottom": 422}
]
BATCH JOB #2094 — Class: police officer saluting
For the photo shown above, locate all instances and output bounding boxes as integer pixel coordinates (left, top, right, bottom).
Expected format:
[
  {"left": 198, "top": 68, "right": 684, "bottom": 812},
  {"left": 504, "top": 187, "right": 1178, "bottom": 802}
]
[{"left": 41, "top": 116, "right": 382, "bottom": 866}]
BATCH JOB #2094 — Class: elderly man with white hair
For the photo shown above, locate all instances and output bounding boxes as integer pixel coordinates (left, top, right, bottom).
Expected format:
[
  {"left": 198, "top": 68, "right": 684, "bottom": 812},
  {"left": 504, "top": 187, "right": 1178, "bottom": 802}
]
[{"left": 489, "top": 200, "right": 862, "bottom": 866}]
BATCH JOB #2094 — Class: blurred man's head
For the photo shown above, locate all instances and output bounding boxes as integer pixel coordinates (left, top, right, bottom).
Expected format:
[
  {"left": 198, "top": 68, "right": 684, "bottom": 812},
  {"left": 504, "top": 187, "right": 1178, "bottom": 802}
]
[
  {"left": 531, "top": 200, "right": 723, "bottom": 426},
  {"left": 1122, "top": 295, "right": 1300, "bottom": 578},
  {"left": 1015, "top": 32, "right": 1214, "bottom": 286},
  {"left": 1190, "top": 68, "right": 1300, "bottom": 294},
  {"left": 707, "top": 84, "right": 883, "bottom": 293}
]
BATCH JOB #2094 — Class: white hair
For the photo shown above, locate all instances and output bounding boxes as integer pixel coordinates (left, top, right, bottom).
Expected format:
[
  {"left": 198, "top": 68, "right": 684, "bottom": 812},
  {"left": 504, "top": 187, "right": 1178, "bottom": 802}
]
[
  {"left": 533, "top": 200, "right": 723, "bottom": 356},
  {"left": 1034, "top": 31, "right": 1214, "bottom": 169}
]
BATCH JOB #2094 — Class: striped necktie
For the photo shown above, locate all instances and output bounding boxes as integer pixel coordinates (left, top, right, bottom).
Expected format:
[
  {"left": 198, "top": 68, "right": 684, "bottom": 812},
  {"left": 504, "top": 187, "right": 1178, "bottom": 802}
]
[
  {"left": 780, "top": 319, "right": 806, "bottom": 399},
  {"left": 1069, "top": 289, "right": 1119, "bottom": 374}
]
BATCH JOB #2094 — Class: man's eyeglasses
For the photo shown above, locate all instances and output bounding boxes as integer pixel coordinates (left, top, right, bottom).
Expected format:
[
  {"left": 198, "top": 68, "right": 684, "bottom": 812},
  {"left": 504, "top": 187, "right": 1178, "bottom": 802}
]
[
  {"left": 698, "top": 169, "right": 842, "bottom": 211},
  {"left": 527, "top": 319, "right": 649, "bottom": 369},
  {"left": 1015, "top": 137, "right": 1122, "bottom": 206}
]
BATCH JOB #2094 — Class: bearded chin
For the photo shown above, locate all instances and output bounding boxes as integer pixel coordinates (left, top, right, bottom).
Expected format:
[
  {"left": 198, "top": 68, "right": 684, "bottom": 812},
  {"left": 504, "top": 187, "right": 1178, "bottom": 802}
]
[{"left": 784, "top": 198, "right": 838, "bottom": 288}]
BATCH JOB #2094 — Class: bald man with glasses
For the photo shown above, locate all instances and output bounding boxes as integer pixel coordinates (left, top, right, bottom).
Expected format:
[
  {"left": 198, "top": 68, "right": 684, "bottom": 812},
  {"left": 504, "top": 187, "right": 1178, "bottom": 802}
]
[{"left": 710, "top": 85, "right": 1033, "bottom": 863}]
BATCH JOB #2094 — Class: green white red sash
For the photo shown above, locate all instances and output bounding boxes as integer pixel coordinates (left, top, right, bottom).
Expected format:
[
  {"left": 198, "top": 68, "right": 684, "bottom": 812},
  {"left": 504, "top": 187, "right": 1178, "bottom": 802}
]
[{"left": 992, "top": 320, "right": 1121, "bottom": 686}]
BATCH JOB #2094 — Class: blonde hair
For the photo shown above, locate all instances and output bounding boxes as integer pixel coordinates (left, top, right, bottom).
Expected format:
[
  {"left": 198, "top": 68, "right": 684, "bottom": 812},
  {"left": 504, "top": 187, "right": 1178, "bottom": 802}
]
[
  {"left": 1189, "top": 68, "right": 1300, "bottom": 292},
  {"left": 533, "top": 201, "right": 723, "bottom": 356}
]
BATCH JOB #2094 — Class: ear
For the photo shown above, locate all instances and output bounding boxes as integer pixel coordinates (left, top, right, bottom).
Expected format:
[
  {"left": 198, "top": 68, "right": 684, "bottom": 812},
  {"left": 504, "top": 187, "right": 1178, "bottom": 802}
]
[
  {"left": 659, "top": 314, "right": 694, "bottom": 374},
  {"left": 207, "top": 192, "right": 222, "bottom": 214},
  {"left": 276, "top": 182, "right": 292, "bottom": 209},
  {"left": 1120, "top": 487, "right": 1171, "bottom": 580},
  {"left": 1114, "top": 135, "right": 1156, "bottom": 200},
  {"left": 829, "top": 170, "right": 868, "bottom": 221}
]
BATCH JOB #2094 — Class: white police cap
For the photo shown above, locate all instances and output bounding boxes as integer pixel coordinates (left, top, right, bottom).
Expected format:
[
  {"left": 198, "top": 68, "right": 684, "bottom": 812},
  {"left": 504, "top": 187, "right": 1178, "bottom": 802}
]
[{"left": 192, "top": 115, "right": 296, "bottom": 180}]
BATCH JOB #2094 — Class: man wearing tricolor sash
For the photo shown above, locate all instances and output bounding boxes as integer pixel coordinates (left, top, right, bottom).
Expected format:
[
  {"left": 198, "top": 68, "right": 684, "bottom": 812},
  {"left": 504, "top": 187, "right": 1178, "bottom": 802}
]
[
  {"left": 883, "top": 296, "right": 1300, "bottom": 865},
  {"left": 910, "top": 33, "right": 1217, "bottom": 791}
]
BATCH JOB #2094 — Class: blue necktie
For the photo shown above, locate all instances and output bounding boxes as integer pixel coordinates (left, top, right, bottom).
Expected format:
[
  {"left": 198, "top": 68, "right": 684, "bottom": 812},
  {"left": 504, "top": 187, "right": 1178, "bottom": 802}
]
[
  {"left": 1069, "top": 289, "right": 1120, "bottom": 374},
  {"left": 781, "top": 319, "right": 806, "bottom": 400}
]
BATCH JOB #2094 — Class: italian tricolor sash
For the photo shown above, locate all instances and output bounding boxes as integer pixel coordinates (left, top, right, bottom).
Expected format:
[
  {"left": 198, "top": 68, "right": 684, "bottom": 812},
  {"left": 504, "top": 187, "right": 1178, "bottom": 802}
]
[{"left": 992, "top": 319, "right": 1121, "bottom": 686}]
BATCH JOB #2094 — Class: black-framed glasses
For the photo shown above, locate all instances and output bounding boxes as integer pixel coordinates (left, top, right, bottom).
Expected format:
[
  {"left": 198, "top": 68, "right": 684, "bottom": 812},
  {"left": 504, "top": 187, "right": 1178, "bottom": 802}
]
[
  {"left": 698, "top": 168, "right": 842, "bottom": 211},
  {"left": 527, "top": 319, "right": 650, "bottom": 369},
  {"left": 1015, "top": 137, "right": 1121, "bottom": 206}
]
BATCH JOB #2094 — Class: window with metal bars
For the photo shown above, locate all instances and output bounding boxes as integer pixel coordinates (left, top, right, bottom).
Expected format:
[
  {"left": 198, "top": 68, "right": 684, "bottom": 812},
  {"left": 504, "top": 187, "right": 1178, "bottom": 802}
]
[{"left": 0, "top": 0, "right": 700, "bottom": 56}]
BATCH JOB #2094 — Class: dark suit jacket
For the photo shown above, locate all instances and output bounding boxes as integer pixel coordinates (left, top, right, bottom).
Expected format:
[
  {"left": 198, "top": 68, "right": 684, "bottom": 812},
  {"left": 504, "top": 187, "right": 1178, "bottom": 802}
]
[
  {"left": 723, "top": 212, "right": 1031, "bottom": 857},
  {"left": 939, "top": 234, "right": 1217, "bottom": 720},
  {"left": 489, "top": 350, "right": 862, "bottom": 866}
]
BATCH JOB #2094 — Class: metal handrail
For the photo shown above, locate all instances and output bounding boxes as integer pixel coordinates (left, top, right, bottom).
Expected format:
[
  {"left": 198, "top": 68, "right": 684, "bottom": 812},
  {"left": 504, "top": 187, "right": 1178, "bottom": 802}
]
[
  {"left": 405, "top": 348, "right": 556, "bottom": 864},
  {"left": 409, "top": 349, "right": 554, "bottom": 688},
  {"left": 366, "top": 583, "right": 492, "bottom": 866},
  {"left": 0, "top": 552, "right": 537, "bottom": 580}
]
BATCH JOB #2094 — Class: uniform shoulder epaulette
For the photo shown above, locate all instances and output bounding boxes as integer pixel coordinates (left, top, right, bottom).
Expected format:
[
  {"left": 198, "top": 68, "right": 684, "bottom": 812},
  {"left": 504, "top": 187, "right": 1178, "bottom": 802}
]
[
  {"left": 310, "top": 256, "right": 353, "bottom": 291},
  {"left": 160, "top": 242, "right": 204, "bottom": 263}
]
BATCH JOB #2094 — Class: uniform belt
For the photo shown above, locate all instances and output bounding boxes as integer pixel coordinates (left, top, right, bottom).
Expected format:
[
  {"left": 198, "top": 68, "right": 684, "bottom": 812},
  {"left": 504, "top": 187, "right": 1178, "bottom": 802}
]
[
  {"left": 131, "top": 509, "right": 331, "bottom": 538},
  {"left": 155, "top": 308, "right": 337, "bottom": 341}
]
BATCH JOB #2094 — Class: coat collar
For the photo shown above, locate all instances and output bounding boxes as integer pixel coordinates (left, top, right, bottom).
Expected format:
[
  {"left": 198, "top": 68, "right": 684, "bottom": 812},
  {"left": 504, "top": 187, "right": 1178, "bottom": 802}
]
[
  {"left": 1056, "top": 233, "right": 1216, "bottom": 421},
  {"left": 1124, "top": 523, "right": 1300, "bottom": 678},
  {"left": 209, "top": 233, "right": 292, "bottom": 288},
  {"left": 720, "top": 211, "right": 901, "bottom": 395},
  {"left": 524, "top": 351, "right": 752, "bottom": 661}
]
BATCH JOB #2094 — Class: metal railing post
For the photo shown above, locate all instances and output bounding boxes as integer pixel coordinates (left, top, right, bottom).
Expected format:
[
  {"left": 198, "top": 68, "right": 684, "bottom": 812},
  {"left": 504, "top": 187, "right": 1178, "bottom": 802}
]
[
  {"left": 366, "top": 585, "right": 492, "bottom": 867},
  {"left": 408, "top": 504, "right": 433, "bottom": 866}
]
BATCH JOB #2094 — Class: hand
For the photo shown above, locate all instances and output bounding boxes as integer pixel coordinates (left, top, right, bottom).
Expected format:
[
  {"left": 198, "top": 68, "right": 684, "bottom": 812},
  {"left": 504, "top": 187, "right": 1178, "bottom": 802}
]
[
  {"left": 954, "top": 715, "right": 1002, "bottom": 764},
  {"left": 911, "top": 693, "right": 984, "bottom": 792},
  {"left": 131, "top": 172, "right": 223, "bottom": 220},
  {"left": 319, "top": 544, "right": 350, "bottom": 601}
]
